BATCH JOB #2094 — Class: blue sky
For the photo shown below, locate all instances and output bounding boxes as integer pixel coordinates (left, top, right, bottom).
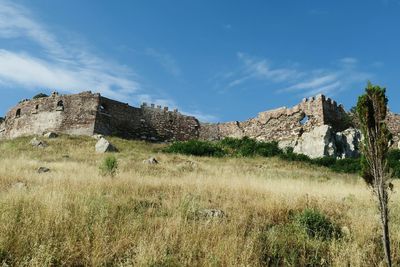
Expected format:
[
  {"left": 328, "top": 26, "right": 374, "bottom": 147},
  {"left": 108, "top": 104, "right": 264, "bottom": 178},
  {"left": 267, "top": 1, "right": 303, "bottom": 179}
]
[{"left": 0, "top": 0, "right": 400, "bottom": 122}]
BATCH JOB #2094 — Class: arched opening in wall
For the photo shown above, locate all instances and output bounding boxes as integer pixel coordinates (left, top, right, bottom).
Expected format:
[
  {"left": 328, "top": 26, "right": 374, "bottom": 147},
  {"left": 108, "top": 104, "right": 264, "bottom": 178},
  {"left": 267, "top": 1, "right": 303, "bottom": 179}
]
[
  {"left": 300, "top": 114, "right": 309, "bottom": 125},
  {"left": 56, "top": 100, "right": 64, "bottom": 111},
  {"left": 16, "top": 109, "right": 21, "bottom": 118},
  {"left": 35, "top": 104, "right": 39, "bottom": 111}
]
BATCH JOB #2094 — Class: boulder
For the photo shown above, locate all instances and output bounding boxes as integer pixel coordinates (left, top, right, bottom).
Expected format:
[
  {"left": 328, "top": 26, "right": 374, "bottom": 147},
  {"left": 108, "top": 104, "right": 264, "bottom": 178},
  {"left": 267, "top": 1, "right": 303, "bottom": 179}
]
[
  {"left": 12, "top": 182, "right": 27, "bottom": 190},
  {"left": 37, "top": 167, "right": 50, "bottom": 173},
  {"left": 92, "top": 134, "right": 104, "bottom": 140},
  {"left": 143, "top": 157, "right": 158, "bottom": 164},
  {"left": 294, "top": 125, "right": 336, "bottom": 158},
  {"left": 30, "top": 137, "right": 48, "bottom": 148},
  {"left": 292, "top": 126, "right": 362, "bottom": 159},
  {"left": 199, "top": 209, "right": 225, "bottom": 218},
  {"left": 335, "top": 128, "right": 362, "bottom": 158},
  {"left": 95, "top": 138, "right": 117, "bottom": 153},
  {"left": 43, "top": 132, "right": 58, "bottom": 138}
]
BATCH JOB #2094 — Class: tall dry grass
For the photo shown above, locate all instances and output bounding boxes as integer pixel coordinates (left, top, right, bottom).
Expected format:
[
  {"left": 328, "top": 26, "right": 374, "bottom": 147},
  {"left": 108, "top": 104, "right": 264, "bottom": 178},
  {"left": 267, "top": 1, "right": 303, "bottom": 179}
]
[{"left": 0, "top": 135, "right": 399, "bottom": 266}]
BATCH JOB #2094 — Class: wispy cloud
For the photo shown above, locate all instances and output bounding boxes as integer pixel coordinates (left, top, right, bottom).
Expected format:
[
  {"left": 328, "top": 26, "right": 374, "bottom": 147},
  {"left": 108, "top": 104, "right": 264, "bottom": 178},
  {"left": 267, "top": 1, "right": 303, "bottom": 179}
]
[
  {"left": 0, "top": 0, "right": 218, "bottom": 121},
  {"left": 145, "top": 48, "right": 182, "bottom": 78},
  {"left": 219, "top": 52, "right": 372, "bottom": 97},
  {"left": 0, "top": 0, "right": 140, "bottom": 101}
]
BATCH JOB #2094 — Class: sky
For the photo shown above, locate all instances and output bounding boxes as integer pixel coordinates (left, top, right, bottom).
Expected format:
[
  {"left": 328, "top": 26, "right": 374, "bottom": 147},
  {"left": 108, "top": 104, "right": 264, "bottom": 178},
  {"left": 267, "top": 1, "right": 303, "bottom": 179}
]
[{"left": 0, "top": 0, "right": 400, "bottom": 122}]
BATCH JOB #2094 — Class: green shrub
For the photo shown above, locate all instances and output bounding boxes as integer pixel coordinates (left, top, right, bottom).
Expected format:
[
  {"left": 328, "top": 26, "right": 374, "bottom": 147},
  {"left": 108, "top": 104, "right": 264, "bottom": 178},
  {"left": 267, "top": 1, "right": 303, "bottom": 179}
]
[
  {"left": 163, "top": 140, "right": 226, "bottom": 157},
  {"left": 330, "top": 158, "right": 361, "bottom": 173},
  {"left": 295, "top": 209, "right": 341, "bottom": 240},
  {"left": 312, "top": 157, "right": 337, "bottom": 167},
  {"left": 99, "top": 155, "right": 118, "bottom": 177},
  {"left": 220, "top": 137, "right": 281, "bottom": 157},
  {"left": 163, "top": 137, "right": 395, "bottom": 177},
  {"left": 257, "top": 223, "right": 331, "bottom": 266},
  {"left": 32, "top": 93, "right": 49, "bottom": 99},
  {"left": 388, "top": 149, "right": 400, "bottom": 178},
  {"left": 279, "top": 151, "right": 311, "bottom": 162}
]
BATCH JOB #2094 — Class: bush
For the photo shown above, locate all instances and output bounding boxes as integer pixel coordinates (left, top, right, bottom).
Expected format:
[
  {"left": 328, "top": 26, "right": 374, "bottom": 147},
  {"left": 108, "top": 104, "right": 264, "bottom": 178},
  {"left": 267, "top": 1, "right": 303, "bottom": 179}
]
[
  {"left": 330, "top": 158, "right": 361, "bottom": 174},
  {"left": 257, "top": 223, "right": 331, "bottom": 266},
  {"left": 279, "top": 151, "right": 311, "bottom": 162},
  {"left": 163, "top": 137, "right": 396, "bottom": 177},
  {"left": 32, "top": 93, "right": 49, "bottom": 99},
  {"left": 295, "top": 209, "right": 341, "bottom": 240},
  {"left": 312, "top": 157, "right": 337, "bottom": 167},
  {"left": 220, "top": 137, "right": 281, "bottom": 157},
  {"left": 163, "top": 140, "right": 226, "bottom": 157},
  {"left": 99, "top": 155, "right": 118, "bottom": 177},
  {"left": 388, "top": 149, "right": 400, "bottom": 178}
]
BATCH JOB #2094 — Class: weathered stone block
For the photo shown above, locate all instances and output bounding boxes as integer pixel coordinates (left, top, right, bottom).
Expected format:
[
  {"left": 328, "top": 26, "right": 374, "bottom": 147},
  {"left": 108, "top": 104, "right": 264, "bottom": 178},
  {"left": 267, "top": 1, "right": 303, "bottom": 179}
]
[{"left": 95, "top": 138, "right": 117, "bottom": 153}]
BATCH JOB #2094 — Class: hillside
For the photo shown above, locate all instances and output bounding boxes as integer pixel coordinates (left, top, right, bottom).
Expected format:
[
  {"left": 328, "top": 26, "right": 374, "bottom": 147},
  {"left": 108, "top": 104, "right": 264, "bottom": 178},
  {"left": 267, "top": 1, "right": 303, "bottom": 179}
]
[{"left": 0, "top": 135, "right": 399, "bottom": 266}]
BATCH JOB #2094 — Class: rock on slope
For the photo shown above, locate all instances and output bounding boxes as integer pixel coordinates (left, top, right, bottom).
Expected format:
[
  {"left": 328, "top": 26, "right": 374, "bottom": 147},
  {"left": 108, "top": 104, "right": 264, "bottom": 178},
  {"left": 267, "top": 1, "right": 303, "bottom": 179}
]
[{"left": 288, "top": 125, "right": 361, "bottom": 159}]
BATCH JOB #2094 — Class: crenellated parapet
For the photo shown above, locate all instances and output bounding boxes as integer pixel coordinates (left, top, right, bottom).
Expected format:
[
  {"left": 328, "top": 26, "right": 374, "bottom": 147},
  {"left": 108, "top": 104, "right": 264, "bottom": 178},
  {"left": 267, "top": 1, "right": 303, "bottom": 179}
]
[
  {"left": 2, "top": 91, "right": 396, "bottom": 145},
  {"left": 141, "top": 102, "right": 178, "bottom": 114},
  {"left": 1, "top": 91, "right": 200, "bottom": 141},
  {"left": 199, "top": 94, "right": 351, "bottom": 142}
]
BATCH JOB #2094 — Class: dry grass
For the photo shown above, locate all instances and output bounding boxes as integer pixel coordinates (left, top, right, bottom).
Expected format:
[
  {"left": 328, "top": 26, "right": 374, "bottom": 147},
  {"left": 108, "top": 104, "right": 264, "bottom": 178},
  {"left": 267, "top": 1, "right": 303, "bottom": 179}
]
[{"left": 0, "top": 135, "right": 399, "bottom": 266}]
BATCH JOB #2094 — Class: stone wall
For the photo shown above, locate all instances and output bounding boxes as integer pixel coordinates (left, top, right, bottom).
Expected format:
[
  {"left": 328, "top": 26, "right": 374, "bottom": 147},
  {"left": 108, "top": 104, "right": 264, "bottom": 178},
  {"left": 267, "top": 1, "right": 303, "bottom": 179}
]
[
  {"left": 0, "top": 92, "right": 199, "bottom": 141},
  {"left": 199, "top": 94, "right": 350, "bottom": 142},
  {"left": 0, "top": 117, "right": 5, "bottom": 138},
  {"left": 1, "top": 91, "right": 98, "bottom": 139},
  {"left": 94, "top": 97, "right": 200, "bottom": 141},
  {"left": 387, "top": 112, "right": 400, "bottom": 146},
  {"left": 1, "top": 90, "right": 399, "bottom": 148}
]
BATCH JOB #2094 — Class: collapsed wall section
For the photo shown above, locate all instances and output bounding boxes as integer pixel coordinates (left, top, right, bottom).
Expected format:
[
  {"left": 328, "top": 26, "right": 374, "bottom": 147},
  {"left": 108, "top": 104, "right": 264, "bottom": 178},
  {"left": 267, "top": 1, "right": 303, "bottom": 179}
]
[
  {"left": 1, "top": 92, "right": 99, "bottom": 139},
  {"left": 94, "top": 97, "right": 200, "bottom": 141},
  {"left": 199, "top": 94, "right": 350, "bottom": 142}
]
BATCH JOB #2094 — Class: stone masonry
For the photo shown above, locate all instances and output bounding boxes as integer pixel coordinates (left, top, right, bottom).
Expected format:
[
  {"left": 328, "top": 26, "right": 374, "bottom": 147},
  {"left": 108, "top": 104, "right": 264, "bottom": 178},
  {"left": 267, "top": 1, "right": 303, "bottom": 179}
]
[
  {"left": 1, "top": 91, "right": 400, "bottom": 157},
  {"left": 0, "top": 91, "right": 200, "bottom": 142},
  {"left": 199, "top": 94, "right": 351, "bottom": 143}
]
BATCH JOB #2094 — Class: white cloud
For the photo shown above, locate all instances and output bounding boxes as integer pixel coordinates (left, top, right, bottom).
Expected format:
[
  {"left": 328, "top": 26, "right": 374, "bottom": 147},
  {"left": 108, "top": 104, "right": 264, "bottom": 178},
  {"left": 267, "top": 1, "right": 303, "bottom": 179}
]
[
  {"left": 0, "top": 0, "right": 218, "bottom": 121},
  {"left": 0, "top": 0, "right": 140, "bottom": 102},
  {"left": 220, "top": 52, "right": 372, "bottom": 97},
  {"left": 0, "top": 49, "right": 140, "bottom": 100},
  {"left": 282, "top": 74, "right": 338, "bottom": 92},
  {"left": 340, "top": 57, "right": 358, "bottom": 65}
]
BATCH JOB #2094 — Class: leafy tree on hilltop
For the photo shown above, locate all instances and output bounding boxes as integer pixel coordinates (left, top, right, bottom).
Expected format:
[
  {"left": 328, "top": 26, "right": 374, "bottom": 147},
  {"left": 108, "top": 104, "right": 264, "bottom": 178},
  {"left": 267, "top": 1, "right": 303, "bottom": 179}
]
[{"left": 32, "top": 93, "right": 49, "bottom": 99}]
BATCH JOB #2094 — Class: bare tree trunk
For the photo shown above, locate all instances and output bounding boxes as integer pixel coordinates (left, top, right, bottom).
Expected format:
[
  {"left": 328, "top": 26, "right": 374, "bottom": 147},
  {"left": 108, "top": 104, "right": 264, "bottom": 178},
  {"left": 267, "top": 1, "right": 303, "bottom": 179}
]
[{"left": 379, "top": 187, "right": 392, "bottom": 267}]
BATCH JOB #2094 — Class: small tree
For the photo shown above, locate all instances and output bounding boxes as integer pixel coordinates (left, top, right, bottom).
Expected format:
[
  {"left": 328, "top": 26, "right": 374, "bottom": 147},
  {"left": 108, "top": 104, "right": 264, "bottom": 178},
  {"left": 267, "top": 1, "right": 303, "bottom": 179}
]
[
  {"left": 356, "top": 82, "right": 392, "bottom": 266},
  {"left": 32, "top": 93, "right": 49, "bottom": 99}
]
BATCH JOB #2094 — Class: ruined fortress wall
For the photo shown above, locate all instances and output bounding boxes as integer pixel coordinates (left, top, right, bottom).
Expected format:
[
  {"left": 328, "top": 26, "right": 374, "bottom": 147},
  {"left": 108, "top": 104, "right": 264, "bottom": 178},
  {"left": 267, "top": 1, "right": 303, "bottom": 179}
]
[
  {"left": 94, "top": 97, "right": 200, "bottom": 141},
  {"left": 0, "top": 92, "right": 200, "bottom": 141},
  {"left": 387, "top": 112, "right": 400, "bottom": 145},
  {"left": 199, "top": 94, "right": 350, "bottom": 142},
  {"left": 0, "top": 117, "right": 5, "bottom": 138},
  {"left": 1, "top": 92, "right": 98, "bottom": 139},
  {"left": 322, "top": 98, "right": 349, "bottom": 132}
]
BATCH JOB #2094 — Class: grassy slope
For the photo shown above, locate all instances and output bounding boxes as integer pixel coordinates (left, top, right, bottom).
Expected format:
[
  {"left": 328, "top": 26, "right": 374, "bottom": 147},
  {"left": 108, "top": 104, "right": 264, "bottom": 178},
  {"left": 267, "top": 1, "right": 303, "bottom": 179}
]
[{"left": 0, "top": 135, "right": 399, "bottom": 266}]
